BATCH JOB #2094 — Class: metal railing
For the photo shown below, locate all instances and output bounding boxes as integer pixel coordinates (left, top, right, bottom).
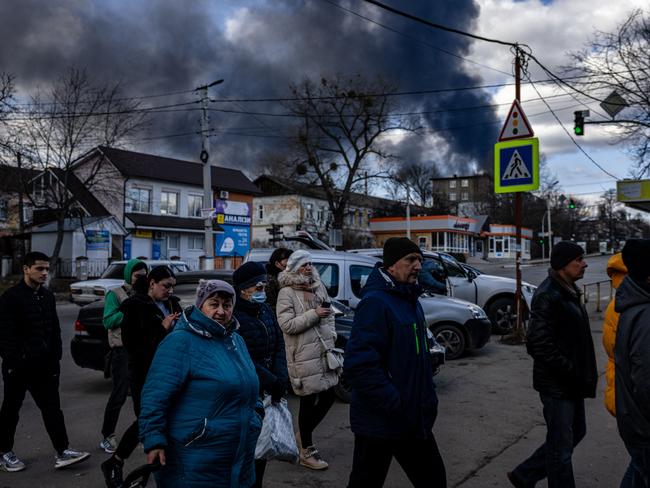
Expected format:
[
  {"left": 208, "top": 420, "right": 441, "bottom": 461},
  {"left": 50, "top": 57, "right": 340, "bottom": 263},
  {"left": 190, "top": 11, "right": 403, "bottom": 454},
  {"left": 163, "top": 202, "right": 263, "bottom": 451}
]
[{"left": 581, "top": 279, "right": 613, "bottom": 313}]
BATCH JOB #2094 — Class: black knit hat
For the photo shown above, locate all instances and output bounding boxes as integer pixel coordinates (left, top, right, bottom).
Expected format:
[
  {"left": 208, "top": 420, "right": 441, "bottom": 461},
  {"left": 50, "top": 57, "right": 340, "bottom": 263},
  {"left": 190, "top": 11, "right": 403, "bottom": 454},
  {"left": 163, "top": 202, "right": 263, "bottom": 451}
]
[
  {"left": 233, "top": 262, "right": 267, "bottom": 290},
  {"left": 550, "top": 241, "right": 584, "bottom": 271},
  {"left": 383, "top": 237, "right": 422, "bottom": 268},
  {"left": 622, "top": 239, "right": 650, "bottom": 281}
]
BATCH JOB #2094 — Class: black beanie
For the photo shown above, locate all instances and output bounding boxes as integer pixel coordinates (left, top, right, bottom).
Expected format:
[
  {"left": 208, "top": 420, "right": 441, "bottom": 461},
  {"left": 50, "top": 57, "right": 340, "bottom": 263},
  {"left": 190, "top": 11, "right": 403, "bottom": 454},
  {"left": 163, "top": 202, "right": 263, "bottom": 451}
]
[
  {"left": 550, "top": 241, "right": 584, "bottom": 271},
  {"left": 383, "top": 237, "right": 422, "bottom": 268},
  {"left": 622, "top": 239, "right": 650, "bottom": 281},
  {"left": 233, "top": 262, "right": 267, "bottom": 290}
]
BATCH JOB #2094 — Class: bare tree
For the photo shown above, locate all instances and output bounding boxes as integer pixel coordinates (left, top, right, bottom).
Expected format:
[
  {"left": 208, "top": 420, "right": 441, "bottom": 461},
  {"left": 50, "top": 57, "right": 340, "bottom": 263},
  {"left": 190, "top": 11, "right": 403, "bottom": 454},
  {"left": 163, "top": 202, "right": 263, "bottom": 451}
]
[
  {"left": 286, "top": 74, "right": 417, "bottom": 231},
  {"left": 20, "top": 68, "right": 146, "bottom": 271},
  {"left": 386, "top": 161, "right": 440, "bottom": 208},
  {"left": 566, "top": 9, "right": 650, "bottom": 176}
]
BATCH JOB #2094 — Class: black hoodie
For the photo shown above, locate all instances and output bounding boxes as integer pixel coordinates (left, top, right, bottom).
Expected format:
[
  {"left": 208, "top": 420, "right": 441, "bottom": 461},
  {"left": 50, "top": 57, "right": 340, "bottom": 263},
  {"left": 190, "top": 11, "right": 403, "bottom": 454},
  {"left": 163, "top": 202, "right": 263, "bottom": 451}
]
[{"left": 614, "top": 276, "right": 650, "bottom": 447}]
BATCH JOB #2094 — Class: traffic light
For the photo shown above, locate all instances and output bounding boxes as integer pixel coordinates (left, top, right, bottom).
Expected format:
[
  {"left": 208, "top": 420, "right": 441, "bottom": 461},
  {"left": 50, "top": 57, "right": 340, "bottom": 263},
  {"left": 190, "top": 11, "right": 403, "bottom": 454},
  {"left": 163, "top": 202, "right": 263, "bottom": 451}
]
[
  {"left": 574, "top": 111, "right": 584, "bottom": 136},
  {"left": 568, "top": 198, "right": 576, "bottom": 209}
]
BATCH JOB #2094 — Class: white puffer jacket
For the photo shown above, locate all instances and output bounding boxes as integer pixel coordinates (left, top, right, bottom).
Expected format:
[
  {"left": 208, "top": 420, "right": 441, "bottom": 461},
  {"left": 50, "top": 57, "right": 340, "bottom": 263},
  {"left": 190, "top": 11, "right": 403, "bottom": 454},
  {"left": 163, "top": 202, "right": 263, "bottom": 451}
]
[{"left": 276, "top": 269, "right": 339, "bottom": 396}]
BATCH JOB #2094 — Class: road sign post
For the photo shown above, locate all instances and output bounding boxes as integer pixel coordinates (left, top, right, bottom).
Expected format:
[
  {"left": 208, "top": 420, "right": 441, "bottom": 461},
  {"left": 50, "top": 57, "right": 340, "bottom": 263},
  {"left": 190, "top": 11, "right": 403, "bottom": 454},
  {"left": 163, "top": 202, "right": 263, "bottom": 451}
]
[{"left": 494, "top": 138, "right": 540, "bottom": 193}]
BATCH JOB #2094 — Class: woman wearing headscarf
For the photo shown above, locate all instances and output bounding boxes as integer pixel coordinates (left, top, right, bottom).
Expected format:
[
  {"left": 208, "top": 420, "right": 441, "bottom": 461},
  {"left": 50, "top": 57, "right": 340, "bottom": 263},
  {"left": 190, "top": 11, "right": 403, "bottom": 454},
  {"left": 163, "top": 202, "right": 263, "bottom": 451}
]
[
  {"left": 101, "top": 266, "right": 181, "bottom": 488},
  {"left": 276, "top": 250, "right": 338, "bottom": 470},
  {"left": 139, "top": 280, "right": 262, "bottom": 487},
  {"left": 233, "top": 262, "right": 289, "bottom": 487}
]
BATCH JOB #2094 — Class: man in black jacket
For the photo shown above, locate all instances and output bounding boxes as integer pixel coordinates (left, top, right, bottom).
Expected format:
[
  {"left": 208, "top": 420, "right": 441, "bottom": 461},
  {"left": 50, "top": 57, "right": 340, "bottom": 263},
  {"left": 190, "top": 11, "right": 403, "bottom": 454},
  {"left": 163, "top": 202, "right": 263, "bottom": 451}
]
[
  {"left": 0, "top": 252, "right": 89, "bottom": 472},
  {"left": 614, "top": 239, "right": 650, "bottom": 486},
  {"left": 508, "top": 242, "right": 597, "bottom": 488}
]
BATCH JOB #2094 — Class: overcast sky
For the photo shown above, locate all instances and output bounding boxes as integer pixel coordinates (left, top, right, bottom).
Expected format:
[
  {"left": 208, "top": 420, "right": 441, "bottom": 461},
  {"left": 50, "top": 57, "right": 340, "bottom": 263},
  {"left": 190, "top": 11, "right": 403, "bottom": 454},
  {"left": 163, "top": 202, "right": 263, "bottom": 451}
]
[{"left": 0, "top": 0, "right": 646, "bottom": 203}]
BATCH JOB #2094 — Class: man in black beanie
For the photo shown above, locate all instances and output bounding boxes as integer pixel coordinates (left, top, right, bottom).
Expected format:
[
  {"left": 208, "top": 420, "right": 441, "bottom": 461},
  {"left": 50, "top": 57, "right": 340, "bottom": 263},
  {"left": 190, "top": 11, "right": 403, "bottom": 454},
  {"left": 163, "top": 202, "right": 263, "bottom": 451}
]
[
  {"left": 613, "top": 239, "right": 650, "bottom": 485},
  {"left": 508, "top": 242, "right": 597, "bottom": 488},
  {"left": 345, "top": 237, "right": 446, "bottom": 487}
]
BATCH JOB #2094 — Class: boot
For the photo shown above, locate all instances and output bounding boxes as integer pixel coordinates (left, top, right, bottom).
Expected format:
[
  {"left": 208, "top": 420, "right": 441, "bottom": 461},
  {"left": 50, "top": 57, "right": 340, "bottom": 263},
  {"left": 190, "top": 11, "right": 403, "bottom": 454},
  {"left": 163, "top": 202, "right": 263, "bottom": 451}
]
[{"left": 300, "top": 445, "right": 328, "bottom": 470}]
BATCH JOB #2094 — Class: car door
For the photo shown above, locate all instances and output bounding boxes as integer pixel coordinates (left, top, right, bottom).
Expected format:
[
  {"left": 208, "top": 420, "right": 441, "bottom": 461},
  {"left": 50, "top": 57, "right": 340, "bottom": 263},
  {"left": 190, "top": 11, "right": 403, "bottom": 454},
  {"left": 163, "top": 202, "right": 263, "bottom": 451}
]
[
  {"left": 313, "top": 261, "right": 342, "bottom": 301},
  {"left": 440, "top": 254, "right": 477, "bottom": 304}
]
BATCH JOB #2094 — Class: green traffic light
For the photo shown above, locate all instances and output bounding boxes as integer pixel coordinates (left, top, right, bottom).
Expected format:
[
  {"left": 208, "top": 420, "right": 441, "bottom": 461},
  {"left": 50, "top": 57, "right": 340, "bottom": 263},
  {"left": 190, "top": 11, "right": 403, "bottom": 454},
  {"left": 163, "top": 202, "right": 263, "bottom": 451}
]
[{"left": 574, "top": 126, "right": 583, "bottom": 136}]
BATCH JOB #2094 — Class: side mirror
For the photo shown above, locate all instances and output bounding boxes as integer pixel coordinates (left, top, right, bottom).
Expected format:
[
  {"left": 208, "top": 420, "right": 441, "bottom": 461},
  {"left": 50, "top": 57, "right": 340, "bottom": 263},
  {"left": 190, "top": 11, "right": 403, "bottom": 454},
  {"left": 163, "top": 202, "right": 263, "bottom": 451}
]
[{"left": 467, "top": 269, "right": 477, "bottom": 282}]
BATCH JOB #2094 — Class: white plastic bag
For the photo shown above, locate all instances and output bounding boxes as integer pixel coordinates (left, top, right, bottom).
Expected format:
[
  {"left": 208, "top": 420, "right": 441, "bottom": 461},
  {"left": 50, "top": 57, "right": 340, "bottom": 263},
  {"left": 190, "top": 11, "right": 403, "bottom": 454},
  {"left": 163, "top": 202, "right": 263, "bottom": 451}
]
[{"left": 254, "top": 395, "right": 299, "bottom": 463}]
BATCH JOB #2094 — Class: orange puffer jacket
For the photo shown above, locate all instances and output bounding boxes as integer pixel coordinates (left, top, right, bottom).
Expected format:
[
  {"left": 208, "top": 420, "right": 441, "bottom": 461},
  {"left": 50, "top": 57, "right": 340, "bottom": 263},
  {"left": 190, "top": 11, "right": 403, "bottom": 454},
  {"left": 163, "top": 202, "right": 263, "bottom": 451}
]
[{"left": 603, "top": 253, "right": 627, "bottom": 417}]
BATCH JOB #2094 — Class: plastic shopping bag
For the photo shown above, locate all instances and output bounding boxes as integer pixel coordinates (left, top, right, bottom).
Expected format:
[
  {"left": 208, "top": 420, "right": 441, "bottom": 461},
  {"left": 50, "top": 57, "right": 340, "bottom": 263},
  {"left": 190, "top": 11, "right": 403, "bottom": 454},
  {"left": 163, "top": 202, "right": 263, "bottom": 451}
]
[{"left": 254, "top": 395, "right": 299, "bottom": 463}]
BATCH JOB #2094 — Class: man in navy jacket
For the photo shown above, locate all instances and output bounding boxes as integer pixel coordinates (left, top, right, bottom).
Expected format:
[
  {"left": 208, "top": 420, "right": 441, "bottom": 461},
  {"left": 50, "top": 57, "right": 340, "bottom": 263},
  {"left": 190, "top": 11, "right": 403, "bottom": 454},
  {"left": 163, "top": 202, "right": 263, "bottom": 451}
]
[{"left": 345, "top": 238, "right": 446, "bottom": 488}]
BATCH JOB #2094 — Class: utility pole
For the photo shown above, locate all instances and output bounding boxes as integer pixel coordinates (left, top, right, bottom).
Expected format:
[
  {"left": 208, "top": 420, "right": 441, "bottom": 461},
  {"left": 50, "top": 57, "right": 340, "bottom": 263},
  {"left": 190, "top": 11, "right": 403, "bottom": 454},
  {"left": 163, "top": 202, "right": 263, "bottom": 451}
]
[
  {"left": 547, "top": 197, "right": 552, "bottom": 259},
  {"left": 513, "top": 47, "right": 524, "bottom": 340},
  {"left": 196, "top": 79, "right": 224, "bottom": 271},
  {"left": 16, "top": 152, "right": 25, "bottom": 264},
  {"left": 406, "top": 185, "right": 411, "bottom": 239}
]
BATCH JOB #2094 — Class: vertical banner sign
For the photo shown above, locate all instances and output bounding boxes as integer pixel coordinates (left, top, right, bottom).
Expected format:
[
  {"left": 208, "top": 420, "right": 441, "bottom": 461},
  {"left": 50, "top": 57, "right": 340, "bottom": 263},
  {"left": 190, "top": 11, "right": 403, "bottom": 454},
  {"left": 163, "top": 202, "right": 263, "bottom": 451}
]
[
  {"left": 123, "top": 239, "right": 132, "bottom": 260},
  {"left": 215, "top": 225, "right": 251, "bottom": 257},
  {"left": 152, "top": 239, "right": 163, "bottom": 260}
]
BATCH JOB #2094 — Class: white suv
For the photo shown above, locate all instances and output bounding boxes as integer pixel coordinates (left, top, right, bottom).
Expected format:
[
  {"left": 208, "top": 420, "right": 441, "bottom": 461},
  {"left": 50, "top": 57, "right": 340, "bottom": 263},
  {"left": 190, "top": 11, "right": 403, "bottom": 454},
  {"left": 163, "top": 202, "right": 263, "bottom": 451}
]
[{"left": 69, "top": 260, "right": 190, "bottom": 305}]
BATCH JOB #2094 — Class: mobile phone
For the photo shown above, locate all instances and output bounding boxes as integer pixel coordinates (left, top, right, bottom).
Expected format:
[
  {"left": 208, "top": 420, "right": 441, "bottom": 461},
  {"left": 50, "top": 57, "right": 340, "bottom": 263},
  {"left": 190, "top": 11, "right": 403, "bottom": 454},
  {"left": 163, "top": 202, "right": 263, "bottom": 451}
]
[{"left": 321, "top": 301, "right": 331, "bottom": 308}]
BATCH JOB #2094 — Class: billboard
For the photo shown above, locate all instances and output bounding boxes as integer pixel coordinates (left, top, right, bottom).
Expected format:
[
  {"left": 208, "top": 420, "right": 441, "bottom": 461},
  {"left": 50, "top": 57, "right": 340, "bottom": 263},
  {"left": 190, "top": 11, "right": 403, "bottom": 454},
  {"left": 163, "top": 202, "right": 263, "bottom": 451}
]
[
  {"left": 85, "top": 230, "right": 110, "bottom": 251},
  {"left": 215, "top": 225, "right": 250, "bottom": 257}
]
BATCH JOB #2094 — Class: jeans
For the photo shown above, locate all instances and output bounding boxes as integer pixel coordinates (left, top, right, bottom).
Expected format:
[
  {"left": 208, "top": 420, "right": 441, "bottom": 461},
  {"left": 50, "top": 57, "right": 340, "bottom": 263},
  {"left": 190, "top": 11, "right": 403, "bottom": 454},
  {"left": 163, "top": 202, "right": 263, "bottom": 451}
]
[
  {"left": 512, "top": 394, "right": 586, "bottom": 488},
  {"left": 0, "top": 363, "right": 69, "bottom": 455},
  {"left": 347, "top": 434, "right": 447, "bottom": 488},
  {"left": 620, "top": 445, "right": 650, "bottom": 488},
  {"left": 115, "top": 378, "right": 143, "bottom": 460},
  {"left": 101, "top": 347, "right": 129, "bottom": 438}
]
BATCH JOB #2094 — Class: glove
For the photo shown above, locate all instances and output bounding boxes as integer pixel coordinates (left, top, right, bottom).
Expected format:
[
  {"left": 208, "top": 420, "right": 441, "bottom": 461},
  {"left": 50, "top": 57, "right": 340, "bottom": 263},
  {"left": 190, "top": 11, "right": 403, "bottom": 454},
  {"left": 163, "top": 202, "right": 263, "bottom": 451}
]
[{"left": 270, "top": 379, "right": 286, "bottom": 404}]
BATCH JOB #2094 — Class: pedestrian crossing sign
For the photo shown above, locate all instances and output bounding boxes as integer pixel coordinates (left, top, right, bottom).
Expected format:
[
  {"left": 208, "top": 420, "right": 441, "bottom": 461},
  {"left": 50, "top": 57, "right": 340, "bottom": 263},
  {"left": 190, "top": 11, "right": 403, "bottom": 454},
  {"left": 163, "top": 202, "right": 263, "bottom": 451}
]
[{"left": 494, "top": 138, "right": 539, "bottom": 193}]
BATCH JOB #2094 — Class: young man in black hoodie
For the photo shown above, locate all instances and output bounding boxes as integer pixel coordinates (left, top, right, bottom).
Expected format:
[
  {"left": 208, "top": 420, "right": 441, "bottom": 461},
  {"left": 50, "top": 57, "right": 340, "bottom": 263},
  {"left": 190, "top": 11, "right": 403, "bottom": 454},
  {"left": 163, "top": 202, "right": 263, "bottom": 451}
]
[
  {"left": 508, "top": 241, "right": 597, "bottom": 488},
  {"left": 614, "top": 239, "right": 650, "bottom": 486},
  {"left": 0, "top": 252, "right": 89, "bottom": 472}
]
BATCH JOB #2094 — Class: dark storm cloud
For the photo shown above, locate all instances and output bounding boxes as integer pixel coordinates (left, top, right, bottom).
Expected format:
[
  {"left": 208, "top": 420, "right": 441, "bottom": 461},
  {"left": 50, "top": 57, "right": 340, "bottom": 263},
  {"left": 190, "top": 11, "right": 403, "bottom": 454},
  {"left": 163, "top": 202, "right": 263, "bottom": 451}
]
[{"left": 0, "top": 0, "right": 501, "bottom": 174}]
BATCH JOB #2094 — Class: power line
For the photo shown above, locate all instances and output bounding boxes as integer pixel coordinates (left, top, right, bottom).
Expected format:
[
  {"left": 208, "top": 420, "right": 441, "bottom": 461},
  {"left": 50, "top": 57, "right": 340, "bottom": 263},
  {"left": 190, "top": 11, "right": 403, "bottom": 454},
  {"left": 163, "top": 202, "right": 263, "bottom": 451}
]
[
  {"left": 525, "top": 74, "right": 619, "bottom": 180},
  {"left": 320, "top": 0, "right": 512, "bottom": 76},
  {"left": 360, "top": 0, "right": 517, "bottom": 47}
]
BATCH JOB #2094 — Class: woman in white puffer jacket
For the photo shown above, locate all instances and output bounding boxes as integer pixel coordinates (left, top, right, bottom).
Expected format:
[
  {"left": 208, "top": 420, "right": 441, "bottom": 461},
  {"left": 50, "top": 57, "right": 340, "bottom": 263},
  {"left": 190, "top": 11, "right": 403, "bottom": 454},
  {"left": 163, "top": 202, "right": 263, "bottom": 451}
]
[{"left": 276, "top": 250, "right": 339, "bottom": 471}]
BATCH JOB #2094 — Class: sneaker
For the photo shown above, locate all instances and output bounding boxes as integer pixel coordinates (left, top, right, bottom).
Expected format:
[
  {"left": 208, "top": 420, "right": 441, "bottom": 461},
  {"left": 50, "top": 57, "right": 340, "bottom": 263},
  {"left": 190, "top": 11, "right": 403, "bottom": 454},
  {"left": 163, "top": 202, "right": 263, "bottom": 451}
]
[
  {"left": 54, "top": 449, "right": 90, "bottom": 469},
  {"left": 100, "top": 435, "right": 117, "bottom": 454},
  {"left": 507, "top": 471, "right": 533, "bottom": 488},
  {"left": 101, "top": 456, "right": 124, "bottom": 488},
  {"left": 300, "top": 446, "right": 328, "bottom": 470},
  {"left": 0, "top": 451, "right": 26, "bottom": 472}
]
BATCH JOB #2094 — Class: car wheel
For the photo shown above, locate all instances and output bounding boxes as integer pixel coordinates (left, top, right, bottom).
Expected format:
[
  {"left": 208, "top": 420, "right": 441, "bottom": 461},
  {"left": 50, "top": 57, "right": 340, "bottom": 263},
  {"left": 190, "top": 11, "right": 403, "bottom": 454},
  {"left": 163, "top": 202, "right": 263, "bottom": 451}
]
[
  {"left": 432, "top": 324, "right": 466, "bottom": 360},
  {"left": 488, "top": 297, "right": 516, "bottom": 335},
  {"left": 334, "top": 372, "right": 351, "bottom": 403}
]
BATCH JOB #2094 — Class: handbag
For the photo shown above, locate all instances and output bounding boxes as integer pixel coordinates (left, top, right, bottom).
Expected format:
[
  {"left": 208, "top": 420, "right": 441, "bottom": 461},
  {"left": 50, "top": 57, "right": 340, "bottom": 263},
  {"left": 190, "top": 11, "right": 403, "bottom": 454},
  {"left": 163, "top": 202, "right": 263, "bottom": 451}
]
[{"left": 314, "top": 326, "right": 344, "bottom": 372}]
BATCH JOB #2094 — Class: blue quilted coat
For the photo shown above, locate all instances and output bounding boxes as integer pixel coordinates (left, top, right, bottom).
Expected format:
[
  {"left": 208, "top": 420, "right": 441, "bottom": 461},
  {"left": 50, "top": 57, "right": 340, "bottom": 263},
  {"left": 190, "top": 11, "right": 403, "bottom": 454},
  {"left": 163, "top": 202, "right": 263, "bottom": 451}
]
[{"left": 139, "top": 306, "right": 262, "bottom": 487}]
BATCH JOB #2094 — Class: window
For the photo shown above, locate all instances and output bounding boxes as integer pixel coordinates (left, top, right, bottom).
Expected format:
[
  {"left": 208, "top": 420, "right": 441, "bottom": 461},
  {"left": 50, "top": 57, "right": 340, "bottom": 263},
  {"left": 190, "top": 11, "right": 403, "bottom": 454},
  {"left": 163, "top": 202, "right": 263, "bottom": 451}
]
[
  {"left": 257, "top": 204, "right": 264, "bottom": 220},
  {"left": 461, "top": 179, "right": 469, "bottom": 187},
  {"left": 314, "top": 263, "right": 339, "bottom": 297},
  {"left": 305, "top": 203, "right": 313, "bottom": 220},
  {"left": 22, "top": 204, "right": 33, "bottom": 224},
  {"left": 167, "top": 233, "right": 179, "bottom": 250},
  {"left": 160, "top": 191, "right": 179, "bottom": 215},
  {"left": 440, "top": 253, "right": 466, "bottom": 278},
  {"left": 0, "top": 200, "right": 7, "bottom": 220},
  {"left": 317, "top": 207, "right": 324, "bottom": 223},
  {"left": 449, "top": 192, "right": 457, "bottom": 201},
  {"left": 188, "top": 195, "right": 203, "bottom": 218},
  {"left": 495, "top": 238, "right": 503, "bottom": 253},
  {"left": 449, "top": 180, "right": 457, "bottom": 189},
  {"left": 418, "top": 236, "right": 427, "bottom": 248},
  {"left": 461, "top": 192, "right": 469, "bottom": 201},
  {"left": 188, "top": 235, "right": 205, "bottom": 250},
  {"left": 358, "top": 211, "right": 364, "bottom": 227},
  {"left": 127, "top": 187, "right": 152, "bottom": 213},
  {"left": 350, "top": 265, "right": 373, "bottom": 298}
]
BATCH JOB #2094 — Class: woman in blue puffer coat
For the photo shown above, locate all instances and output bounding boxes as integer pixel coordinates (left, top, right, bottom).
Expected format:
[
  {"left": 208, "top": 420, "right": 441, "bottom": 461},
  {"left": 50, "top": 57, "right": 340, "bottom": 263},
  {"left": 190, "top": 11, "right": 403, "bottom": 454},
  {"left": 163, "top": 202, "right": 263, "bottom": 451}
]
[{"left": 139, "top": 280, "right": 263, "bottom": 488}]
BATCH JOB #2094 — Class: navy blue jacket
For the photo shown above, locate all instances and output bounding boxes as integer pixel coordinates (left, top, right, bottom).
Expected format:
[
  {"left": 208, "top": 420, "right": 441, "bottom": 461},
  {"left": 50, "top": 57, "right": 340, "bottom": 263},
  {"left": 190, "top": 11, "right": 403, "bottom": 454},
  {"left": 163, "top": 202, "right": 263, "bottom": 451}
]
[
  {"left": 234, "top": 299, "right": 288, "bottom": 395},
  {"left": 345, "top": 264, "right": 438, "bottom": 440}
]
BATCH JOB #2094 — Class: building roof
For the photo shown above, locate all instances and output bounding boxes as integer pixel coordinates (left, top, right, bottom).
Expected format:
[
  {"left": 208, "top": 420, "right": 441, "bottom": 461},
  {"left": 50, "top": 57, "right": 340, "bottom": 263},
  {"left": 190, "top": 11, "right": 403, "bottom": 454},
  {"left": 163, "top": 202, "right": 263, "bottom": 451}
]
[
  {"left": 93, "top": 146, "right": 260, "bottom": 195},
  {"left": 0, "top": 165, "right": 39, "bottom": 193},
  {"left": 430, "top": 173, "right": 492, "bottom": 182},
  {"left": 30, "top": 216, "right": 124, "bottom": 234},
  {"left": 125, "top": 213, "right": 224, "bottom": 233},
  {"left": 49, "top": 168, "right": 110, "bottom": 217},
  {"left": 254, "top": 175, "right": 429, "bottom": 215}
]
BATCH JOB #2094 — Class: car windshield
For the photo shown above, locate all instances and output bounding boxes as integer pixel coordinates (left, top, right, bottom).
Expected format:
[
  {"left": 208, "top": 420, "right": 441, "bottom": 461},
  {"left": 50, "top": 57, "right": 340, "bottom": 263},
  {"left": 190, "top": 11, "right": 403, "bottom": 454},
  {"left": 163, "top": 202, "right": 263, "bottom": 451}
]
[{"left": 439, "top": 254, "right": 467, "bottom": 278}]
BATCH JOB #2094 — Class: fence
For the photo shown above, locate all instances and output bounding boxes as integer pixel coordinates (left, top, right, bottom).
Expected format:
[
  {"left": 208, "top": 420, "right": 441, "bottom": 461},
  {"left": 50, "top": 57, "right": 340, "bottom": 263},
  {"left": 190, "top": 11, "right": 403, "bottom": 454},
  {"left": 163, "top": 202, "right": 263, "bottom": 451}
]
[
  {"left": 56, "top": 258, "right": 109, "bottom": 279},
  {"left": 581, "top": 279, "right": 613, "bottom": 314}
]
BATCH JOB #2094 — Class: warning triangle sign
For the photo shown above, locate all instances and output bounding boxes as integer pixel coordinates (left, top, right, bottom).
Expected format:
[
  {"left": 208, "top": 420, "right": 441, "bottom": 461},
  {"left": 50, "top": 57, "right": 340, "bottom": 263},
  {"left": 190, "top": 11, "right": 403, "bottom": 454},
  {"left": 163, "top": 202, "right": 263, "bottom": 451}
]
[
  {"left": 502, "top": 149, "right": 531, "bottom": 180},
  {"left": 498, "top": 99, "right": 534, "bottom": 141}
]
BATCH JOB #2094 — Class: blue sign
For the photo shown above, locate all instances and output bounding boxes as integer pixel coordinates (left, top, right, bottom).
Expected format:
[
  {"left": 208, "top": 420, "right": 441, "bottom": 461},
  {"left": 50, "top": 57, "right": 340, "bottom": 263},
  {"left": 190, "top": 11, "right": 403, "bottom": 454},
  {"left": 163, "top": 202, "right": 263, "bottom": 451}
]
[
  {"left": 123, "top": 239, "right": 132, "bottom": 260},
  {"left": 215, "top": 225, "right": 250, "bottom": 257},
  {"left": 494, "top": 138, "right": 539, "bottom": 194},
  {"left": 152, "top": 239, "right": 163, "bottom": 260},
  {"left": 86, "top": 230, "right": 110, "bottom": 251}
]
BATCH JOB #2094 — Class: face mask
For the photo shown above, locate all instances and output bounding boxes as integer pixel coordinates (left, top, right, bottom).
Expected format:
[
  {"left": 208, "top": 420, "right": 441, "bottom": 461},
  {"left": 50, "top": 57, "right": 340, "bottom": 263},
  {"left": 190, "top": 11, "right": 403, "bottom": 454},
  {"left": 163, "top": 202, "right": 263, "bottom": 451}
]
[{"left": 251, "top": 291, "right": 267, "bottom": 303}]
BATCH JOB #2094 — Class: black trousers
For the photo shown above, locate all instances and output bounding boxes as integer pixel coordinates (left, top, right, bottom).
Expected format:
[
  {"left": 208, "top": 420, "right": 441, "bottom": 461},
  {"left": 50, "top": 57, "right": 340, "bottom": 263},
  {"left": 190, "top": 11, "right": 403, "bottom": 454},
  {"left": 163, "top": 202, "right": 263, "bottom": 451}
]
[
  {"left": 115, "top": 378, "right": 143, "bottom": 460},
  {"left": 347, "top": 434, "right": 447, "bottom": 488},
  {"left": 101, "top": 347, "right": 130, "bottom": 438},
  {"left": 0, "top": 364, "right": 69, "bottom": 455},
  {"left": 298, "top": 387, "right": 336, "bottom": 448}
]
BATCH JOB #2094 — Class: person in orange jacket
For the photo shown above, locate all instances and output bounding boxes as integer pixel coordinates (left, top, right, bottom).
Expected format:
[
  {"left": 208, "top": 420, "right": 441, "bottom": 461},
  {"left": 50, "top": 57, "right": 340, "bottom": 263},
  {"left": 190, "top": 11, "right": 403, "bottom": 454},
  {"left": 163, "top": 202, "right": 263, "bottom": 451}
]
[
  {"left": 603, "top": 252, "right": 627, "bottom": 417},
  {"left": 602, "top": 252, "right": 637, "bottom": 486}
]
